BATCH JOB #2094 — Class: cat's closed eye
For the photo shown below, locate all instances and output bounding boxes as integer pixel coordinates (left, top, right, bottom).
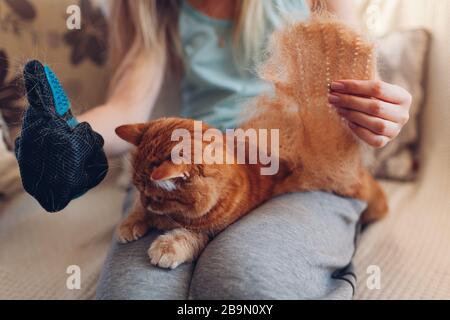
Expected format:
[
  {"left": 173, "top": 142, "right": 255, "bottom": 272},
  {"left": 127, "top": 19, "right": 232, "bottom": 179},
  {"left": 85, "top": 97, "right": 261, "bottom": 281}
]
[{"left": 148, "top": 162, "right": 160, "bottom": 170}]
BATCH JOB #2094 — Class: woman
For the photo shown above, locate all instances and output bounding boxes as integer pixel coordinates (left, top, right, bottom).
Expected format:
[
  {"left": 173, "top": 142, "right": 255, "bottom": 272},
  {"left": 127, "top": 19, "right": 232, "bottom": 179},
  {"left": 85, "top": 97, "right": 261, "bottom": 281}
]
[{"left": 92, "top": 0, "right": 412, "bottom": 299}]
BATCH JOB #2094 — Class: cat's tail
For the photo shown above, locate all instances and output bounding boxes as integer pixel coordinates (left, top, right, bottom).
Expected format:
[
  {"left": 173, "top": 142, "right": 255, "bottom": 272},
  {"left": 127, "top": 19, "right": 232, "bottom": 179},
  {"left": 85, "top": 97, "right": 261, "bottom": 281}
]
[{"left": 356, "top": 169, "right": 389, "bottom": 224}]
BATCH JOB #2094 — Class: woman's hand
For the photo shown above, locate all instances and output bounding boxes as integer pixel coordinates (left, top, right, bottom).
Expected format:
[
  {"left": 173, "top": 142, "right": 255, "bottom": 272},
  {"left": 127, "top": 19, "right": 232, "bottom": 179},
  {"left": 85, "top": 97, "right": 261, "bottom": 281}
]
[{"left": 328, "top": 80, "right": 412, "bottom": 148}]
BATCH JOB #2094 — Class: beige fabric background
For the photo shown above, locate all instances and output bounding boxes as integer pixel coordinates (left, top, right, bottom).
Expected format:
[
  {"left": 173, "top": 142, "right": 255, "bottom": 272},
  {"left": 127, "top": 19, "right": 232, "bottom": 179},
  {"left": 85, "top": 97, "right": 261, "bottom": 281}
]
[{"left": 353, "top": 0, "right": 450, "bottom": 299}]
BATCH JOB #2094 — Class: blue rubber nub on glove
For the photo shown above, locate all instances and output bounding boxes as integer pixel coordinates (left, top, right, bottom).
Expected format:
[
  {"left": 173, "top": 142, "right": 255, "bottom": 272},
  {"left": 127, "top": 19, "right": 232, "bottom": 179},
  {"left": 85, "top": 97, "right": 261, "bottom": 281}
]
[
  {"left": 14, "top": 60, "right": 109, "bottom": 212},
  {"left": 44, "top": 65, "right": 78, "bottom": 127}
]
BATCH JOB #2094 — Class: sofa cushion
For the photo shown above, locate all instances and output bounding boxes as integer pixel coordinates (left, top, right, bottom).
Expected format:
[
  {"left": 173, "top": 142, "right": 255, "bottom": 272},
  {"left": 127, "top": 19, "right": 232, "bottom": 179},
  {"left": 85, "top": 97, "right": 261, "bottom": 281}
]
[{"left": 368, "top": 29, "right": 431, "bottom": 180}]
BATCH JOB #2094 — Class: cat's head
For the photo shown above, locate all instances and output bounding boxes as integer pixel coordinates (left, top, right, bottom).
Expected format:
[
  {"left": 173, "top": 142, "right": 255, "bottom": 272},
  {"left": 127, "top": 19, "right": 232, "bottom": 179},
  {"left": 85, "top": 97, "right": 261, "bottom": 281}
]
[{"left": 116, "top": 118, "right": 228, "bottom": 220}]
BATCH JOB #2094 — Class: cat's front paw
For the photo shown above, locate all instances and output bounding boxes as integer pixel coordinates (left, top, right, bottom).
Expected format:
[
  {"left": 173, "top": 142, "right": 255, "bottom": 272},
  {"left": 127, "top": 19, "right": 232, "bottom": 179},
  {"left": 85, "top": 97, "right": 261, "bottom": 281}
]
[
  {"left": 116, "top": 219, "right": 149, "bottom": 243},
  {"left": 148, "top": 234, "right": 190, "bottom": 269}
]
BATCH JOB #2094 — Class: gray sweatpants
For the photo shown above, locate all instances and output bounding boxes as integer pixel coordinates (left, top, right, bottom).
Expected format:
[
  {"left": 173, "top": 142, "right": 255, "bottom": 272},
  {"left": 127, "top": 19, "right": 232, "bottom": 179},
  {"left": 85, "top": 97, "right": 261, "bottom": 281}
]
[{"left": 96, "top": 189, "right": 366, "bottom": 300}]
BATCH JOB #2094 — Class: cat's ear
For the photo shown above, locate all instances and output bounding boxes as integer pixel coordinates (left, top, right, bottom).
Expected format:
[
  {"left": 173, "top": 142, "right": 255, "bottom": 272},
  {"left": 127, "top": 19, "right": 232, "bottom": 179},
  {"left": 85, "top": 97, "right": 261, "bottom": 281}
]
[
  {"left": 151, "top": 161, "right": 189, "bottom": 181},
  {"left": 115, "top": 123, "right": 149, "bottom": 146}
]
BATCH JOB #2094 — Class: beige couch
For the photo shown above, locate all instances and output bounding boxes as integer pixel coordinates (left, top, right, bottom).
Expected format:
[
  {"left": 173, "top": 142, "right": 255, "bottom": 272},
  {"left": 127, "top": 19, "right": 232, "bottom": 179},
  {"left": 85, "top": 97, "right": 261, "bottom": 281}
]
[
  {"left": 0, "top": 0, "right": 449, "bottom": 299},
  {"left": 353, "top": 0, "right": 450, "bottom": 299}
]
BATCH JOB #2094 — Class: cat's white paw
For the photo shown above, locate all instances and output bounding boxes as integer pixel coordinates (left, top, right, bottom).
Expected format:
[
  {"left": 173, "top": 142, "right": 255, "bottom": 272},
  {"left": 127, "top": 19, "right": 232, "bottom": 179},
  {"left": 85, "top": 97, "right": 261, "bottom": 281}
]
[
  {"left": 148, "top": 234, "right": 190, "bottom": 269},
  {"left": 116, "top": 219, "right": 149, "bottom": 243}
]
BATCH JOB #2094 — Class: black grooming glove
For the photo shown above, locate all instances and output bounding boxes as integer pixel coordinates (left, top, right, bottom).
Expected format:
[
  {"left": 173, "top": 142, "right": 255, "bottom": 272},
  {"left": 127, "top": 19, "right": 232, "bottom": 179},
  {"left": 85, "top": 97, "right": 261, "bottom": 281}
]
[{"left": 14, "top": 60, "right": 108, "bottom": 212}]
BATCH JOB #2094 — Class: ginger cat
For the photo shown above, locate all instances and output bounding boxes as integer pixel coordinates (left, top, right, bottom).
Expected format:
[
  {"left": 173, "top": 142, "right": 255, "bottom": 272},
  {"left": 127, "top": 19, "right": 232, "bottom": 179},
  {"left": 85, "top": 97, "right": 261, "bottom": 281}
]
[{"left": 115, "top": 17, "right": 388, "bottom": 269}]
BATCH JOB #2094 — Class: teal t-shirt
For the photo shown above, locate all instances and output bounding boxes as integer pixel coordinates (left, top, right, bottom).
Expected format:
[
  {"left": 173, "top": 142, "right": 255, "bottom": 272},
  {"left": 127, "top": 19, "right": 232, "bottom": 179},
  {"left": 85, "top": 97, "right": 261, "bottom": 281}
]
[{"left": 179, "top": 0, "right": 310, "bottom": 131}]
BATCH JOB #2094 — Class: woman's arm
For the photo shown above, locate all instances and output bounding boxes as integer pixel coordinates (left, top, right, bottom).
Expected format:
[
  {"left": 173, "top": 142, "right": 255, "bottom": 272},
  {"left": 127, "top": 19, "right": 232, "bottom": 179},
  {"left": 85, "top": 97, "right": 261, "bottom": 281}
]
[
  {"left": 78, "top": 57, "right": 165, "bottom": 157},
  {"left": 309, "top": 0, "right": 413, "bottom": 148}
]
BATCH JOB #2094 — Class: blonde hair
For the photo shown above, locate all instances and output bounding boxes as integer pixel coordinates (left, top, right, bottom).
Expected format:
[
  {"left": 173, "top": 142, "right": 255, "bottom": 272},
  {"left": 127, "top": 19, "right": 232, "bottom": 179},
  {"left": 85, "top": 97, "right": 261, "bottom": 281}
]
[{"left": 109, "top": 0, "right": 267, "bottom": 92}]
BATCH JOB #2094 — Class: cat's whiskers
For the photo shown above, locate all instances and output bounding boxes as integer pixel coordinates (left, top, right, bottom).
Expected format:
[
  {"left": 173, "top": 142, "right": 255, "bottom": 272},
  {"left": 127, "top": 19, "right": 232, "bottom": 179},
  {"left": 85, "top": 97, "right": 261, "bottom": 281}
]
[{"left": 152, "top": 179, "right": 177, "bottom": 192}]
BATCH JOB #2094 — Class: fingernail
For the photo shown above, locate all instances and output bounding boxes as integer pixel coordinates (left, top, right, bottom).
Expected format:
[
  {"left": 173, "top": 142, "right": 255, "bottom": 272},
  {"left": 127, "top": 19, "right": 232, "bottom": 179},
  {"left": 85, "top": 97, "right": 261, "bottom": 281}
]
[
  {"left": 328, "top": 94, "right": 340, "bottom": 104},
  {"left": 331, "top": 82, "right": 345, "bottom": 91}
]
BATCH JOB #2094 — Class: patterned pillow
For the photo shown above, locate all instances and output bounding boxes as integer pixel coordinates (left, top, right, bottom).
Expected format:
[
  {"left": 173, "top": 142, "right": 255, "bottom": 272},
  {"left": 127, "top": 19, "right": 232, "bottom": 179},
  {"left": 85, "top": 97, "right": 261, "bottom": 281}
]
[
  {"left": 368, "top": 29, "right": 431, "bottom": 180},
  {"left": 0, "top": 0, "right": 109, "bottom": 148}
]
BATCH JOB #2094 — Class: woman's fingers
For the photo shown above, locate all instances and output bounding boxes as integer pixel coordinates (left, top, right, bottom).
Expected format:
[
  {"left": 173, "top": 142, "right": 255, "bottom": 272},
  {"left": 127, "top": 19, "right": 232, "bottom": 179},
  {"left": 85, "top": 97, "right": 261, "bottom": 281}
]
[
  {"left": 336, "top": 107, "right": 400, "bottom": 138},
  {"left": 347, "top": 122, "right": 390, "bottom": 148},
  {"left": 326, "top": 79, "right": 413, "bottom": 148},
  {"left": 331, "top": 79, "right": 412, "bottom": 105},
  {"left": 328, "top": 93, "right": 409, "bottom": 125}
]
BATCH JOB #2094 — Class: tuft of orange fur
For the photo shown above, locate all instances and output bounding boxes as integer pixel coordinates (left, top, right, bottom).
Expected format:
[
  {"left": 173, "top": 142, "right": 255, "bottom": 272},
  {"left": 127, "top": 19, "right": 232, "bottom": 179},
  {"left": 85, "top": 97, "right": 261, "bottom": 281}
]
[
  {"left": 115, "top": 16, "right": 388, "bottom": 269},
  {"left": 242, "top": 15, "right": 387, "bottom": 222}
]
